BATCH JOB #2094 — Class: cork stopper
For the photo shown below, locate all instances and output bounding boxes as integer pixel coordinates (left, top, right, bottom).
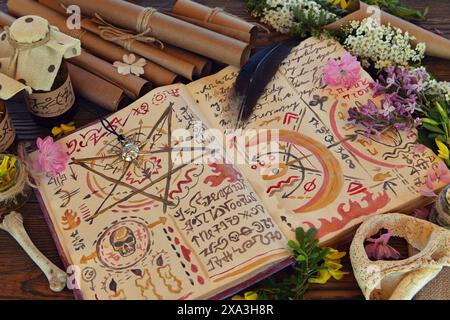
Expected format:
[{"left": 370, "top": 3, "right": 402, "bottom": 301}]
[{"left": 9, "top": 16, "right": 49, "bottom": 44}]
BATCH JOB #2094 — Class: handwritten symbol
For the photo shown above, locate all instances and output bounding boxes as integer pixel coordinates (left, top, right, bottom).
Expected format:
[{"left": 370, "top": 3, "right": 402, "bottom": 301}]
[
  {"left": 347, "top": 182, "right": 367, "bottom": 196},
  {"left": 147, "top": 217, "right": 167, "bottom": 229},
  {"left": 55, "top": 188, "right": 80, "bottom": 208},
  {"left": 309, "top": 95, "right": 328, "bottom": 111},
  {"left": 61, "top": 209, "right": 81, "bottom": 231},
  {"left": 283, "top": 112, "right": 299, "bottom": 125},
  {"left": 69, "top": 166, "right": 78, "bottom": 181},
  {"left": 304, "top": 179, "right": 317, "bottom": 194},
  {"left": 80, "top": 252, "right": 98, "bottom": 265}
]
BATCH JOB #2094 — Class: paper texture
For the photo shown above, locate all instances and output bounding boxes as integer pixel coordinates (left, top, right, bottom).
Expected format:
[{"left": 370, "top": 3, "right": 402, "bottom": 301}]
[
  {"left": 67, "top": 62, "right": 128, "bottom": 112},
  {"left": 187, "top": 37, "right": 442, "bottom": 244},
  {"left": 32, "top": 37, "right": 442, "bottom": 300},
  {"left": 57, "top": 0, "right": 251, "bottom": 67},
  {"left": 31, "top": 84, "right": 290, "bottom": 300}
]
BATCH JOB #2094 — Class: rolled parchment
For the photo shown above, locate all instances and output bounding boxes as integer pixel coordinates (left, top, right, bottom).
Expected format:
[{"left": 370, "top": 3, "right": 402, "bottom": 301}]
[
  {"left": 81, "top": 19, "right": 196, "bottom": 80},
  {"left": 7, "top": 0, "right": 179, "bottom": 86},
  {"left": 70, "top": 51, "right": 152, "bottom": 99},
  {"left": 57, "top": 0, "right": 251, "bottom": 66},
  {"left": 0, "top": 11, "right": 15, "bottom": 26},
  {"left": 68, "top": 62, "right": 128, "bottom": 112},
  {"left": 172, "top": 0, "right": 257, "bottom": 43},
  {"left": 0, "top": 11, "right": 152, "bottom": 100},
  {"left": 166, "top": 12, "right": 254, "bottom": 44},
  {"left": 163, "top": 45, "right": 212, "bottom": 78},
  {"left": 325, "top": 1, "right": 450, "bottom": 61}
]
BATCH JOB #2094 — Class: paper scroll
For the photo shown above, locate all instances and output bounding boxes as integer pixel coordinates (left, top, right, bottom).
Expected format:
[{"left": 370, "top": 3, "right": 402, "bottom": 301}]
[
  {"left": 7, "top": 0, "right": 179, "bottom": 86},
  {"left": 325, "top": 1, "right": 450, "bottom": 61},
  {"left": 38, "top": 0, "right": 210, "bottom": 80},
  {"left": 67, "top": 63, "right": 128, "bottom": 112},
  {"left": 70, "top": 51, "right": 152, "bottom": 100},
  {"left": 57, "top": 0, "right": 251, "bottom": 67},
  {"left": 172, "top": 0, "right": 257, "bottom": 43}
]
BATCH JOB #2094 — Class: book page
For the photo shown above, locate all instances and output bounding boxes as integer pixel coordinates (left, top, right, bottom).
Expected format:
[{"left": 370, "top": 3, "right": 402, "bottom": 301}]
[
  {"left": 31, "top": 84, "right": 290, "bottom": 300},
  {"left": 187, "top": 37, "right": 441, "bottom": 244}
]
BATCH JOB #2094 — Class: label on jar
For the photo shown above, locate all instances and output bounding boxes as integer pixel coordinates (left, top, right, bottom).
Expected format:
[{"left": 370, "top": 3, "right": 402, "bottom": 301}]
[
  {"left": 26, "top": 75, "right": 75, "bottom": 118},
  {"left": 0, "top": 108, "right": 15, "bottom": 152}
]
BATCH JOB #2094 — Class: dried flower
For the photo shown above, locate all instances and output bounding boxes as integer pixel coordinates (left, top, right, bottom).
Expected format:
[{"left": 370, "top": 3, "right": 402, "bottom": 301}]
[
  {"left": 323, "top": 52, "right": 361, "bottom": 89},
  {"left": 51, "top": 122, "right": 76, "bottom": 138},
  {"left": 343, "top": 17, "right": 426, "bottom": 70},
  {"left": 435, "top": 138, "right": 449, "bottom": 160},
  {"left": 248, "top": 0, "right": 339, "bottom": 35},
  {"left": 113, "top": 54, "right": 146, "bottom": 76},
  {"left": 0, "top": 155, "right": 17, "bottom": 189},
  {"left": 419, "top": 161, "right": 450, "bottom": 197},
  {"left": 412, "top": 206, "right": 431, "bottom": 220},
  {"left": 348, "top": 66, "right": 426, "bottom": 135},
  {"left": 33, "top": 136, "right": 70, "bottom": 177},
  {"left": 330, "top": 0, "right": 350, "bottom": 9},
  {"left": 231, "top": 291, "right": 258, "bottom": 300},
  {"left": 308, "top": 248, "right": 348, "bottom": 284},
  {"left": 365, "top": 232, "right": 401, "bottom": 260}
]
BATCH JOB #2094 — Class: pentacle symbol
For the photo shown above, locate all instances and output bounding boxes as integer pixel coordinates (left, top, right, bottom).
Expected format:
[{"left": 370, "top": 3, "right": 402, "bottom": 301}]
[
  {"left": 96, "top": 220, "right": 151, "bottom": 270},
  {"left": 71, "top": 103, "right": 205, "bottom": 224},
  {"left": 247, "top": 130, "right": 343, "bottom": 213}
]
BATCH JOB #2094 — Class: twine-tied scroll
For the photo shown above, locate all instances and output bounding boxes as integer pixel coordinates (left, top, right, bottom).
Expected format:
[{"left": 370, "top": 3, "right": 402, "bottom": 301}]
[
  {"left": 4, "top": 26, "right": 51, "bottom": 78},
  {"left": 204, "top": 7, "right": 270, "bottom": 35},
  {"left": 95, "top": 10, "right": 164, "bottom": 50}
]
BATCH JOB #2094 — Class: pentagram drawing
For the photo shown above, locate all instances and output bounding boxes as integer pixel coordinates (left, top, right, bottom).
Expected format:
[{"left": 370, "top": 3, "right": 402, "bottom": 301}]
[{"left": 71, "top": 103, "right": 206, "bottom": 224}]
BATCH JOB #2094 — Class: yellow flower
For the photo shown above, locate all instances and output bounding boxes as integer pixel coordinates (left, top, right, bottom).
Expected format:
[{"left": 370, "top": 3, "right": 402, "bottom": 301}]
[
  {"left": 330, "top": 0, "right": 350, "bottom": 9},
  {"left": 435, "top": 138, "right": 449, "bottom": 160},
  {"left": 51, "top": 122, "right": 76, "bottom": 138},
  {"left": 231, "top": 291, "right": 258, "bottom": 300},
  {"left": 308, "top": 248, "right": 349, "bottom": 284},
  {"left": 308, "top": 269, "right": 332, "bottom": 284},
  {"left": 0, "top": 155, "right": 17, "bottom": 190}
]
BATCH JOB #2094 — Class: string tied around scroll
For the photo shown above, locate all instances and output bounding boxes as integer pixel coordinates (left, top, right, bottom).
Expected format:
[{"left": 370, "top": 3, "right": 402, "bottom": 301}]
[
  {"left": 205, "top": 7, "right": 270, "bottom": 34},
  {"left": 94, "top": 12, "right": 164, "bottom": 50},
  {"left": 4, "top": 26, "right": 51, "bottom": 78}
]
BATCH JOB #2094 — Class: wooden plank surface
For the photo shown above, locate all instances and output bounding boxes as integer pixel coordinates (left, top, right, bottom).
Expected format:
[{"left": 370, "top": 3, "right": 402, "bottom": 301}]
[{"left": 0, "top": 0, "right": 448, "bottom": 300}]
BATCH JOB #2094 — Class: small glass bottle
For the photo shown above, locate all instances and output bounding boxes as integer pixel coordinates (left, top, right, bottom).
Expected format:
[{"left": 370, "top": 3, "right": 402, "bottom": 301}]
[
  {"left": 0, "top": 15, "right": 81, "bottom": 128},
  {"left": 25, "top": 61, "right": 78, "bottom": 128}
]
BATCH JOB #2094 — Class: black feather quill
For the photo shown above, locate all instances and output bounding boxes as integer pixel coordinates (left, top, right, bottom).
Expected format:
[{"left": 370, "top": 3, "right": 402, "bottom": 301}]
[{"left": 233, "top": 38, "right": 301, "bottom": 126}]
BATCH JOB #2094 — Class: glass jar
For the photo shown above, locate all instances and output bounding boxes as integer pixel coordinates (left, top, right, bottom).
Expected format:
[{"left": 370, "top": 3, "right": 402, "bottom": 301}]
[
  {"left": 25, "top": 61, "right": 78, "bottom": 128},
  {"left": 0, "top": 154, "right": 31, "bottom": 216}
]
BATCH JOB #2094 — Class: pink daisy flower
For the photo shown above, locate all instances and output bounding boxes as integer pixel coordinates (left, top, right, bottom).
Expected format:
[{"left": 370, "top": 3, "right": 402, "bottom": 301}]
[
  {"left": 323, "top": 52, "right": 361, "bottom": 89},
  {"left": 34, "top": 136, "right": 70, "bottom": 177}
]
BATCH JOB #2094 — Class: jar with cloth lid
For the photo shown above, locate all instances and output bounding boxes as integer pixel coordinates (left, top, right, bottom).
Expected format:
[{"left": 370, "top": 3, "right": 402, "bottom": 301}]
[{"left": 0, "top": 15, "right": 81, "bottom": 127}]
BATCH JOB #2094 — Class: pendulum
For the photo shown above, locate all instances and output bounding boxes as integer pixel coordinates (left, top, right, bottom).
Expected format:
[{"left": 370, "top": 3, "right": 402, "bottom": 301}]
[{"left": 121, "top": 139, "right": 141, "bottom": 162}]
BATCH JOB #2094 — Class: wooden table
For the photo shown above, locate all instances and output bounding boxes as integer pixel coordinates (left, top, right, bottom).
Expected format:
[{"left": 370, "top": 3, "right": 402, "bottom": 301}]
[{"left": 0, "top": 0, "right": 448, "bottom": 300}]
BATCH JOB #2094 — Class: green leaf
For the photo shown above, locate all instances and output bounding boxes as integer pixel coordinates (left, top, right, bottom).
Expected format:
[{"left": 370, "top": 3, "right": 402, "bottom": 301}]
[
  {"left": 422, "top": 123, "right": 445, "bottom": 134},
  {"left": 288, "top": 240, "right": 300, "bottom": 251},
  {"left": 305, "top": 228, "right": 318, "bottom": 240},
  {"left": 295, "top": 228, "right": 305, "bottom": 244}
]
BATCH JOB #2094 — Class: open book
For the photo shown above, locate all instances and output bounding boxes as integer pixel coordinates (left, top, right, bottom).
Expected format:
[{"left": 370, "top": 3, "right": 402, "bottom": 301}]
[{"left": 32, "top": 37, "right": 440, "bottom": 300}]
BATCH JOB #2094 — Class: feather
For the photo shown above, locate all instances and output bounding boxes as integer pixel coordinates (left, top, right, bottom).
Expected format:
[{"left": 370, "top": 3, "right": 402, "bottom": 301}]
[{"left": 233, "top": 39, "right": 301, "bottom": 126}]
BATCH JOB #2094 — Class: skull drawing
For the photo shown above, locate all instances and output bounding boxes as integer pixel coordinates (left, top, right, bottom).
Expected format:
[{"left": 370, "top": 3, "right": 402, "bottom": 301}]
[{"left": 110, "top": 226, "right": 136, "bottom": 257}]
